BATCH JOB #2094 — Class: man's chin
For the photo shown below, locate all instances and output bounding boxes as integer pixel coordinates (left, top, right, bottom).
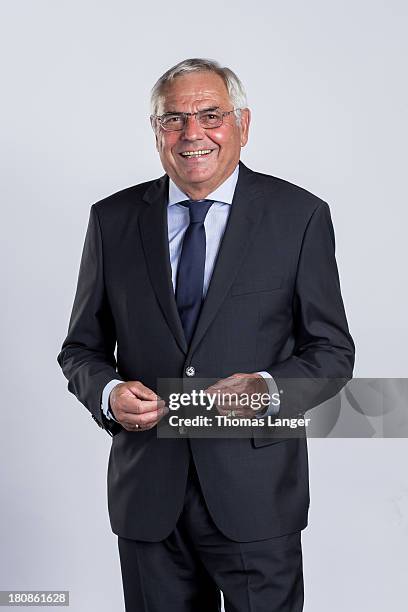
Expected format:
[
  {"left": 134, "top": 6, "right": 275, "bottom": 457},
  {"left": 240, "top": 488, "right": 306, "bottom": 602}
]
[{"left": 176, "top": 167, "right": 218, "bottom": 186}]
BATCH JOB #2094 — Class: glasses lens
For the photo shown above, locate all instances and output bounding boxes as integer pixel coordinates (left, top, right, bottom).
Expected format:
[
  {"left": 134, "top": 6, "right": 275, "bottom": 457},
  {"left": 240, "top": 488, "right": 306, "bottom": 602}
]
[
  {"left": 159, "top": 109, "right": 225, "bottom": 131},
  {"left": 198, "top": 110, "right": 223, "bottom": 128},
  {"left": 161, "top": 114, "right": 185, "bottom": 131}
]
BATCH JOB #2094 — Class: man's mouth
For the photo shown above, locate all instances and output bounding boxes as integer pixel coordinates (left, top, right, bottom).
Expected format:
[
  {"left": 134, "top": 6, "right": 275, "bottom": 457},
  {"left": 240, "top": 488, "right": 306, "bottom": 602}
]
[{"left": 179, "top": 149, "right": 214, "bottom": 158}]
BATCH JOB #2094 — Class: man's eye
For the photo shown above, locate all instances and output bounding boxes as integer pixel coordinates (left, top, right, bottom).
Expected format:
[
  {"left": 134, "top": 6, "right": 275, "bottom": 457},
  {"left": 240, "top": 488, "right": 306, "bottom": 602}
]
[
  {"left": 200, "top": 112, "right": 222, "bottom": 125},
  {"left": 165, "top": 116, "right": 182, "bottom": 123}
]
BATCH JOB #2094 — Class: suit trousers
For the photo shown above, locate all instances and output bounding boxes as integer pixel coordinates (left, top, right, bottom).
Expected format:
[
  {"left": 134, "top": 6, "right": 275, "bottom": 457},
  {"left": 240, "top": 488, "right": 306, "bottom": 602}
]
[{"left": 117, "top": 450, "right": 304, "bottom": 612}]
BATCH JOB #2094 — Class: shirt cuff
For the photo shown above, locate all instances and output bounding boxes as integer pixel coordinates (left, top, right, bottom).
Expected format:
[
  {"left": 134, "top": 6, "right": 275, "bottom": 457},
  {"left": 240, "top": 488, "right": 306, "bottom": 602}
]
[
  {"left": 101, "top": 379, "right": 123, "bottom": 422},
  {"left": 255, "top": 371, "right": 281, "bottom": 417}
]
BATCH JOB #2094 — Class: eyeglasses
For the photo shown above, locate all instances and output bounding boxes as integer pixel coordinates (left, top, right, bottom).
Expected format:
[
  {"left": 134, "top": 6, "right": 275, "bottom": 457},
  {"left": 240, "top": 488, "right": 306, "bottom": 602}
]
[{"left": 150, "top": 108, "right": 242, "bottom": 132}]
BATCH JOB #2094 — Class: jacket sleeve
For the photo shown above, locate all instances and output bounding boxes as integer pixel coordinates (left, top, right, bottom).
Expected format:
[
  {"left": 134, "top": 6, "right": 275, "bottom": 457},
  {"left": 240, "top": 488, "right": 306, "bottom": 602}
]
[
  {"left": 57, "top": 205, "right": 124, "bottom": 435},
  {"left": 266, "top": 201, "right": 355, "bottom": 417}
]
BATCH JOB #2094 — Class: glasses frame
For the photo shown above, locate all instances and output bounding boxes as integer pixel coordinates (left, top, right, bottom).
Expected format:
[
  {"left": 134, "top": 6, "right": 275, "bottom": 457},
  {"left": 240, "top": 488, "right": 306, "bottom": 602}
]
[{"left": 150, "top": 108, "right": 242, "bottom": 132}]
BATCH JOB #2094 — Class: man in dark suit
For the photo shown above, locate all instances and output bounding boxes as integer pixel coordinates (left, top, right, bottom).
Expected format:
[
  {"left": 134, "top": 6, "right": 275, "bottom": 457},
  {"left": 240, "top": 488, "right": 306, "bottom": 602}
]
[{"left": 57, "top": 58, "right": 354, "bottom": 611}]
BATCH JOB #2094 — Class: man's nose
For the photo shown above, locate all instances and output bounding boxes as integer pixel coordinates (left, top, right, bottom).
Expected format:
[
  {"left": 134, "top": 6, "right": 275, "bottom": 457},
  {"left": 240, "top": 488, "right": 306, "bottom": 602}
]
[{"left": 181, "top": 114, "right": 205, "bottom": 140}]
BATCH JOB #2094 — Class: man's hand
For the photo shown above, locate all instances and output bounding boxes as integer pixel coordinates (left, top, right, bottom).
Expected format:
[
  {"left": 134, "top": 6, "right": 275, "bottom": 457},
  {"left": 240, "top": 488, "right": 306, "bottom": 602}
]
[
  {"left": 204, "top": 373, "right": 270, "bottom": 417},
  {"left": 110, "top": 381, "right": 168, "bottom": 431}
]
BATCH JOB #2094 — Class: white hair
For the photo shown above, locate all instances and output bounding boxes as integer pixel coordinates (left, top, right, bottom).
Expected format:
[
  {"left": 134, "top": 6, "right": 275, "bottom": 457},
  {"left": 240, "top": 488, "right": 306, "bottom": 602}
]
[{"left": 150, "top": 58, "right": 248, "bottom": 124}]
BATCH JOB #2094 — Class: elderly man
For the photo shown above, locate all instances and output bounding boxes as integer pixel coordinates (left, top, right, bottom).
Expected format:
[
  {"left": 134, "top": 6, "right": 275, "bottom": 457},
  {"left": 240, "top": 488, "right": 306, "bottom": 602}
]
[{"left": 58, "top": 58, "right": 354, "bottom": 612}]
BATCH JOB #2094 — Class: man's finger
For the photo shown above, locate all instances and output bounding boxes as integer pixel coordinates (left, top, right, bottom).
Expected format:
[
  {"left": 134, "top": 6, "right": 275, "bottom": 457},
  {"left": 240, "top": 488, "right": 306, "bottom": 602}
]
[
  {"left": 125, "top": 381, "right": 160, "bottom": 400},
  {"left": 122, "top": 406, "right": 168, "bottom": 430},
  {"left": 137, "top": 406, "right": 169, "bottom": 426},
  {"left": 205, "top": 376, "right": 240, "bottom": 395},
  {"left": 120, "top": 398, "right": 166, "bottom": 416}
]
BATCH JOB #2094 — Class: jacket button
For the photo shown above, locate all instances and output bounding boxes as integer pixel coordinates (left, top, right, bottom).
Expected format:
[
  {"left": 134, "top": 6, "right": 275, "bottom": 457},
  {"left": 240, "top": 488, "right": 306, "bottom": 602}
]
[{"left": 185, "top": 366, "right": 195, "bottom": 377}]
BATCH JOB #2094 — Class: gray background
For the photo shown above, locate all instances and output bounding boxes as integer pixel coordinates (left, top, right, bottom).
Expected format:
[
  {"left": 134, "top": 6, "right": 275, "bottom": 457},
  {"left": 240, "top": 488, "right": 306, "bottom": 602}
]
[{"left": 1, "top": 1, "right": 407, "bottom": 610}]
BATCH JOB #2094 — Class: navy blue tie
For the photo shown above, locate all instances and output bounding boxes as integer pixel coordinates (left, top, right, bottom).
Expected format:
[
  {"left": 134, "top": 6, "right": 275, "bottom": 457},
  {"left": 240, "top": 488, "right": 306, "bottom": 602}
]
[{"left": 175, "top": 199, "right": 214, "bottom": 344}]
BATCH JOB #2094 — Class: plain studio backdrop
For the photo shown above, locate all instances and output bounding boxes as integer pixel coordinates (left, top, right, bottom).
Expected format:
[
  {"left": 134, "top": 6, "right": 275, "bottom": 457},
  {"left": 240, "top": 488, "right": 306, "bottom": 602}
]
[{"left": 1, "top": 1, "right": 407, "bottom": 611}]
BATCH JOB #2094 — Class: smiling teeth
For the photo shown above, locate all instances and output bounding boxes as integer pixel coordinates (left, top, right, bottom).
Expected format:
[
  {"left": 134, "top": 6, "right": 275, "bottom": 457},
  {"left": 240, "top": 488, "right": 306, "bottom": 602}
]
[{"left": 181, "top": 150, "right": 212, "bottom": 156}]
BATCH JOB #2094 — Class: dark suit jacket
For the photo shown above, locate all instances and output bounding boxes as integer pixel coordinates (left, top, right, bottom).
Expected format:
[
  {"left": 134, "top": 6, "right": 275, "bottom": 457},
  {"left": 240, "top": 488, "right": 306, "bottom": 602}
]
[{"left": 57, "top": 161, "right": 355, "bottom": 542}]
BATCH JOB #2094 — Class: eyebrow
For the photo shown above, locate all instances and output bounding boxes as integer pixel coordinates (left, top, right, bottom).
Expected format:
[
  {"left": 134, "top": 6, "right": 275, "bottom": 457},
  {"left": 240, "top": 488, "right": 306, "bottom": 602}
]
[{"left": 160, "top": 106, "right": 220, "bottom": 116}]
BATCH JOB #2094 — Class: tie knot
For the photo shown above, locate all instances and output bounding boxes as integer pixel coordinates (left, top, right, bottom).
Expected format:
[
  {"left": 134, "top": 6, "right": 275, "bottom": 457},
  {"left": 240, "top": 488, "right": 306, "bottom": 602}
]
[{"left": 179, "top": 199, "right": 213, "bottom": 224}]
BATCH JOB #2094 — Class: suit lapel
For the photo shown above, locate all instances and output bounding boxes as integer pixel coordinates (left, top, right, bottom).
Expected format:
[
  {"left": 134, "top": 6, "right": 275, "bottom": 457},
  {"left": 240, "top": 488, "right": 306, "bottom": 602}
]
[
  {"left": 188, "top": 162, "right": 266, "bottom": 357},
  {"left": 139, "top": 162, "right": 268, "bottom": 359},
  {"left": 139, "top": 174, "right": 188, "bottom": 354}
]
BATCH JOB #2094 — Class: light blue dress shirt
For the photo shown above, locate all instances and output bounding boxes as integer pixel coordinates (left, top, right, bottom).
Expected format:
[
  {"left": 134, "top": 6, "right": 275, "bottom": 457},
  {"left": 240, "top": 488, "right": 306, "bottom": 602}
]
[{"left": 102, "top": 164, "right": 279, "bottom": 422}]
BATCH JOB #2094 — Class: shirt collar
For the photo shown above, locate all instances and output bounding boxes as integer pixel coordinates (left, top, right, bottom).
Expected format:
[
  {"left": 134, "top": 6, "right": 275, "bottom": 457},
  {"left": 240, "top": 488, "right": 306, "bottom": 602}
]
[{"left": 168, "top": 164, "right": 239, "bottom": 207}]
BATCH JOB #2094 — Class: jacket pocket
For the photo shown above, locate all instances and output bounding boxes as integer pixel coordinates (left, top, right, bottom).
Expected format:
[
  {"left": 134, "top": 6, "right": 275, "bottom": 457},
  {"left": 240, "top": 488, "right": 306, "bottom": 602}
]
[
  {"left": 251, "top": 435, "right": 291, "bottom": 448},
  {"left": 231, "top": 275, "right": 282, "bottom": 296}
]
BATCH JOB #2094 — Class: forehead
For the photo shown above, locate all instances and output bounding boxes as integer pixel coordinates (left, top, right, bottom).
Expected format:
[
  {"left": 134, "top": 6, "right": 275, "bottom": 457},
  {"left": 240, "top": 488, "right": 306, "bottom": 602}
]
[{"left": 158, "top": 71, "right": 231, "bottom": 113}]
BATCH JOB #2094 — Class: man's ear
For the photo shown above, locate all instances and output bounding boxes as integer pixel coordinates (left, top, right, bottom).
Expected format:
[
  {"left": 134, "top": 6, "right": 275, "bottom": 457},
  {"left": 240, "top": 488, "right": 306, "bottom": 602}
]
[
  {"left": 240, "top": 108, "right": 251, "bottom": 147},
  {"left": 150, "top": 117, "right": 160, "bottom": 151}
]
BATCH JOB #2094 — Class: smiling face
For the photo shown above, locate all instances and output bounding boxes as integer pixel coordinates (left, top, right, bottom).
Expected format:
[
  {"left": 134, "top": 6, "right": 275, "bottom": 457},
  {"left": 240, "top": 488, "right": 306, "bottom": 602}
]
[{"left": 153, "top": 71, "right": 250, "bottom": 200}]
